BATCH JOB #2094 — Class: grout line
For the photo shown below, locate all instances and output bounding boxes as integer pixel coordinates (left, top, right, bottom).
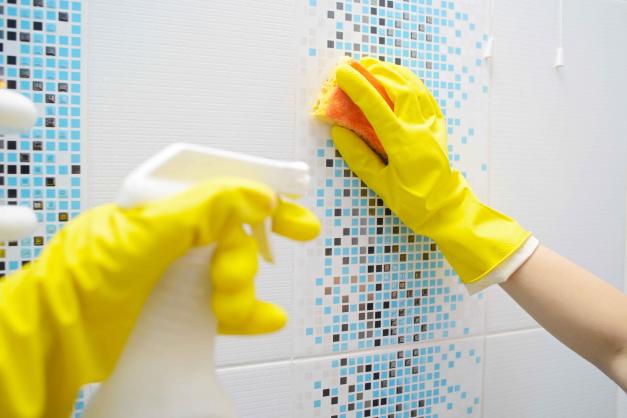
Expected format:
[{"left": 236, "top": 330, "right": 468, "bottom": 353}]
[
  {"left": 480, "top": 0, "right": 495, "bottom": 413},
  {"left": 217, "top": 332, "right": 490, "bottom": 372},
  {"left": 484, "top": 324, "right": 543, "bottom": 338},
  {"left": 217, "top": 358, "right": 295, "bottom": 373},
  {"left": 216, "top": 325, "right": 544, "bottom": 373},
  {"left": 288, "top": 3, "right": 302, "bottom": 416}
]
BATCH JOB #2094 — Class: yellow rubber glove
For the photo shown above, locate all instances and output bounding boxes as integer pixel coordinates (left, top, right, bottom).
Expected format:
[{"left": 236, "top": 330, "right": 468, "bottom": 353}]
[
  {"left": 0, "top": 178, "right": 320, "bottom": 418},
  {"left": 331, "top": 57, "right": 530, "bottom": 284}
]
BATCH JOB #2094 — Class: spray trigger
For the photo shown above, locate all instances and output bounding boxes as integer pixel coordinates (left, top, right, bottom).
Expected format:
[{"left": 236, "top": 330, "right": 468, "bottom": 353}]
[{"left": 251, "top": 221, "right": 273, "bottom": 263}]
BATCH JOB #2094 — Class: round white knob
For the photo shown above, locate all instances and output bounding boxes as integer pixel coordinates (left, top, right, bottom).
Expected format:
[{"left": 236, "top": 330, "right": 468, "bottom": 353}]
[
  {"left": 0, "top": 90, "right": 38, "bottom": 134},
  {"left": 0, "top": 206, "right": 38, "bottom": 241}
]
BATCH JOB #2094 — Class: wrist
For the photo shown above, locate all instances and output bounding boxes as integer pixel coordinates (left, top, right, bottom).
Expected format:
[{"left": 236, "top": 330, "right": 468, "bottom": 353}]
[{"left": 464, "top": 235, "right": 540, "bottom": 294}]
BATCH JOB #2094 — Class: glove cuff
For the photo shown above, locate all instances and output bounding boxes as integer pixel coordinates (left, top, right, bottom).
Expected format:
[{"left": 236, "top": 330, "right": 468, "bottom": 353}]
[
  {"left": 464, "top": 235, "right": 540, "bottom": 294},
  {"left": 416, "top": 180, "right": 532, "bottom": 284}
]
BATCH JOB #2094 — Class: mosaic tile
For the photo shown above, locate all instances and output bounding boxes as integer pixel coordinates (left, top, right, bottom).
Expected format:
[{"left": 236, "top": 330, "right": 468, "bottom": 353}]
[
  {"left": 0, "top": 0, "right": 85, "bottom": 415},
  {"left": 295, "top": 338, "right": 483, "bottom": 417},
  {"left": 295, "top": 0, "right": 489, "bottom": 356},
  {"left": 294, "top": 1, "right": 489, "bottom": 414},
  {"left": 0, "top": 0, "right": 83, "bottom": 276}
]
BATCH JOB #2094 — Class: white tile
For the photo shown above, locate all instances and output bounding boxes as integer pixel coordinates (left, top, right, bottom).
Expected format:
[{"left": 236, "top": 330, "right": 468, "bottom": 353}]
[
  {"left": 86, "top": 0, "right": 299, "bottom": 206},
  {"left": 218, "top": 361, "right": 293, "bottom": 418},
  {"left": 483, "top": 328, "right": 617, "bottom": 418},
  {"left": 487, "top": 0, "right": 627, "bottom": 332},
  {"left": 488, "top": 0, "right": 559, "bottom": 242},
  {"left": 618, "top": 390, "right": 627, "bottom": 418},
  {"left": 558, "top": 0, "right": 627, "bottom": 288},
  {"left": 486, "top": 0, "right": 559, "bottom": 333},
  {"left": 88, "top": 0, "right": 302, "bottom": 363},
  {"left": 622, "top": 191, "right": 627, "bottom": 418},
  {"left": 294, "top": 338, "right": 484, "bottom": 417}
]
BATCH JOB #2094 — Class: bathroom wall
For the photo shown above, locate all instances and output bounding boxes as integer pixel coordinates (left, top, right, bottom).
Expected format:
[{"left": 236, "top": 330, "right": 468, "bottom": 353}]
[{"left": 1, "top": 0, "right": 626, "bottom": 417}]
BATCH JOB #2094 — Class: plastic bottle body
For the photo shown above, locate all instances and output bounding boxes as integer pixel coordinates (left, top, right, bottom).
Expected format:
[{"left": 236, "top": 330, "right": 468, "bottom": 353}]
[{"left": 82, "top": 247, "right": 237, "bottom": 418}]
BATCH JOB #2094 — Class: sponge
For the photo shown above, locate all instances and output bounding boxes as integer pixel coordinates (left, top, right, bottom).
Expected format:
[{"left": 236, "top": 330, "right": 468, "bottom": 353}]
[{"left": 313, "top": 58, "right": 394, "bottom": 162}]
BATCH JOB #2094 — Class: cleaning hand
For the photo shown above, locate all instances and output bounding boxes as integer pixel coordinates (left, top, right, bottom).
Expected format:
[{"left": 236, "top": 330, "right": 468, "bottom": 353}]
[
  {"left": 0, "top": 178, "right": 319, "bottom": 418},
  {"left": 326, "top": 57, "right": 532, "bottom": 289},
  {"left": 313, "top": 57, "right": 394, "bottom": 161}
]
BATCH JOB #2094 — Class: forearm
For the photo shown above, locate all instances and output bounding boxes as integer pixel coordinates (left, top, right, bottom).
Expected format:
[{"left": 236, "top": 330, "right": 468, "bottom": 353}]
[
  {"left": 500, "top": 244, "right": 627, "bottom": 390},
  {"left": 0, "top": 259, "right": 142, "bottom": 418},
  {"left": 0, "top": 207, "right": 155, "bottom": 418}
]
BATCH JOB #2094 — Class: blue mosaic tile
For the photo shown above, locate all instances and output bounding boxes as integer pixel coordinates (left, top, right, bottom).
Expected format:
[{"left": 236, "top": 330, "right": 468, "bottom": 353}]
[
  {"left": 1, "top": 0, "right": 85, "bottom": 415},
  {"left": 296, "top": 0, "right": 488, "bottom": 355},
  {"left": 295, "top": 0, "right": 489, "bottom": 415},
  {"left": 0, "top": 0, "right": 83, "bottom": 276},
  {"left": 295, "top": 340, "right": 483, "bottom": 417}
]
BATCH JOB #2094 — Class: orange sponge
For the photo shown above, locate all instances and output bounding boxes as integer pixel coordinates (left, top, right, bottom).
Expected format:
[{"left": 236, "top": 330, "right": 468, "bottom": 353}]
[{"left": 313, "top": 58, "right": 394, "bottom": 162}]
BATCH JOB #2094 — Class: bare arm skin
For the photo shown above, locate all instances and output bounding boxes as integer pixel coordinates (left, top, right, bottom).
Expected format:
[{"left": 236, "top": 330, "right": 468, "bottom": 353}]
[{"left": 501, "top": 245, "right": 627, "bottom": 391}]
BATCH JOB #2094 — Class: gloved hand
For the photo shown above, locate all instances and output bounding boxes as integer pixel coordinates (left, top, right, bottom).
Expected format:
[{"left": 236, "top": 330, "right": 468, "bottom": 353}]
[
  {"left": 331, "top": 57, "right": 530, "bottom": 285},
  {"left": 0, "top": 178, "right": 319, "bottom": 418}
]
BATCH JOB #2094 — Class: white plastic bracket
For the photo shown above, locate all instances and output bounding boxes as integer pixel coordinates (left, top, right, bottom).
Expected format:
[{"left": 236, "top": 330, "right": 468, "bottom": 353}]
[
  {"left": 483, "top": 36, "right": 494, "bottom": 61},
  {"left": 554, "top": 46, "right": 565, "bottom": 68}
]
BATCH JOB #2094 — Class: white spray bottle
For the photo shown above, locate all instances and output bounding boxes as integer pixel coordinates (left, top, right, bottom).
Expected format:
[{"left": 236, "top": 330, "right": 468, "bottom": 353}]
[{"left": 82, "top": 143, "right": 310, "bottom": 418}]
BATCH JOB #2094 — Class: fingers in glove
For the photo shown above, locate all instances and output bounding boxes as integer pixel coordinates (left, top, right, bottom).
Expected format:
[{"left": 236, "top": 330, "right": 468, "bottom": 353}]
[
  {"left": 271, "top": 198, "right": 320, "bottom": 242},
  {"left": 217, "top": 300, "right": 287, "bottom": 335},
  {"left": 210, "top": 216, "right": 292, "bottom": 335},
  {"left": 331, "top": 126, "right": 386, "bottom": 192},
  {"left": 335, "top": 63, "right": 404, "bottom": 154},
  {"left": 140, "top": 178, "right": 278, "bottom": 250},
  {"left": 211, "top": 284, "right": 256, "bottom": 327},
  {"left": 359, "top": 58, "right": 449, "bottom": 156},
  {"left": 358, "top": 58, "right": 427, "bottom": 125},
  {"left": 211, "top": 221, "right": 258, "bottom": 293}
]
